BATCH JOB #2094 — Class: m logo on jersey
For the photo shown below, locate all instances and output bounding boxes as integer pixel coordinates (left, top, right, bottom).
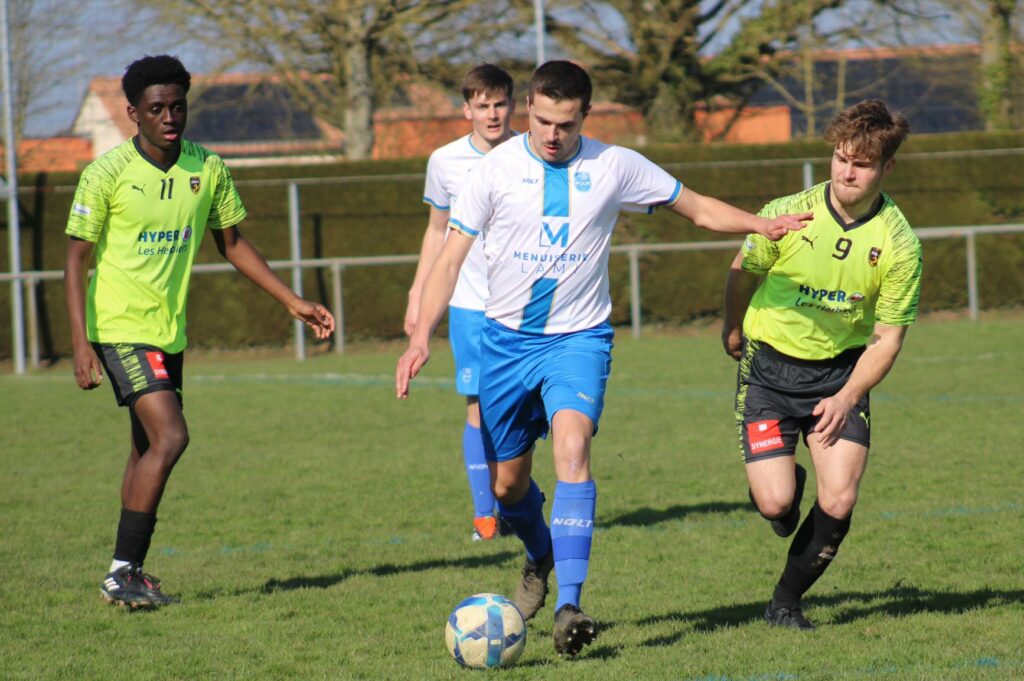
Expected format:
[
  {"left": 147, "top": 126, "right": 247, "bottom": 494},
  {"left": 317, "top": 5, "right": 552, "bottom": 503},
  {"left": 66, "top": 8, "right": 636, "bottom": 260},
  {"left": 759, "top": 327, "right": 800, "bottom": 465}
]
[
  {"left": 540, "top": 222, "right": 569, "bottom": 248},
  {"left": 747, "top": 419, "right": 785, "bottom": 455},
  {"left": 868, "top": 247, "right": 881, "bottom": 266},
  {"left": 190, "top": 176, "right": 201, "bottom": 194},
  {"left": 574, "top": 171, "right": 591, "bottom": 192}
]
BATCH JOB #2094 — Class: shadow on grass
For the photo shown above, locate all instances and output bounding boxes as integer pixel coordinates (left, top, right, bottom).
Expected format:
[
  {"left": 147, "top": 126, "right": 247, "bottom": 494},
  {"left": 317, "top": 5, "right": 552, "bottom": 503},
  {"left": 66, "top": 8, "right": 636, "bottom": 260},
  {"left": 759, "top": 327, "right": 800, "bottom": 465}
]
[
  {"left": 193, "top": 550, "right": 520, "bottom": 600},
  {"left": 603, "top": 501, "right": 748, "bottom": 529},
  {"left": 636, "top": 584, "right": 1024, "bottom": 647}
]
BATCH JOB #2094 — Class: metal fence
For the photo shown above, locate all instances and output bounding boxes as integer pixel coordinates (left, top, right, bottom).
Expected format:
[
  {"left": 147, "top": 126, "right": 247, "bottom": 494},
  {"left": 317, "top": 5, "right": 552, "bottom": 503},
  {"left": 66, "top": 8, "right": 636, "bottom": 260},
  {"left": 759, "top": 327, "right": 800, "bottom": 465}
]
[{"left": 2, "top": 223, "right": 1022, "bottom": 370}]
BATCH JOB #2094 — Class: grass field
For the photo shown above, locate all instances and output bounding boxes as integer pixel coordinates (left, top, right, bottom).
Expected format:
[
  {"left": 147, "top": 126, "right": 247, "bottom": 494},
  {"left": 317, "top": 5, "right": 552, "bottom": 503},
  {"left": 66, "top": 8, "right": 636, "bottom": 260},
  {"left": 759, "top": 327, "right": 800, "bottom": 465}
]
[{"left": 2, "top": 314, "right": 1022, "bottom": 680}]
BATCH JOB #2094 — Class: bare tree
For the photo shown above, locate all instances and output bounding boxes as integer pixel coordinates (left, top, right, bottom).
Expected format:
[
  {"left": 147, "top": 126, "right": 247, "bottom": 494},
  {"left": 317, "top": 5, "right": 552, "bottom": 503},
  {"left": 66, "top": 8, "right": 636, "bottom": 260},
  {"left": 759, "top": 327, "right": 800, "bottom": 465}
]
[
  {"left": 137, "top": 0, "right": 485, "bottom": 159},
  {"left": 512, "top": 0, "right": 861, "bottom": 141}
]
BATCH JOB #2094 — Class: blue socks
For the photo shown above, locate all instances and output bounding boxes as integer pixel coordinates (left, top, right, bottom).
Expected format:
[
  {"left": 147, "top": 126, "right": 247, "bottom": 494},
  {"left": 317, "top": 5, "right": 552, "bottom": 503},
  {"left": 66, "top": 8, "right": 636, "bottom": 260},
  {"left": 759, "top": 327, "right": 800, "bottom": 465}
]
[
  {"left": 497, "top": 479, "right": 551, "bottom": 562},
  {"left": 463, "top": 424, "right": 495, "bottom": 518},
  {"left": 551, "top": 480, "right": 596, "bottom": 610}
]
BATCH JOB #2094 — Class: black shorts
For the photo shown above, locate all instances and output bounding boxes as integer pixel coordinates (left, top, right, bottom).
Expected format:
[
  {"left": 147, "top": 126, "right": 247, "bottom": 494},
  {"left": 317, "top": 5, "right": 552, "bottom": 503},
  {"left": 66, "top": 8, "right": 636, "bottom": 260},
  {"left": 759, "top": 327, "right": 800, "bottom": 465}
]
[
  {"left": 734, "top": 339, "right": 869, "bottom": 462},
  {"left": 93, "top": 343, "right": 183, "bottom": 408}
]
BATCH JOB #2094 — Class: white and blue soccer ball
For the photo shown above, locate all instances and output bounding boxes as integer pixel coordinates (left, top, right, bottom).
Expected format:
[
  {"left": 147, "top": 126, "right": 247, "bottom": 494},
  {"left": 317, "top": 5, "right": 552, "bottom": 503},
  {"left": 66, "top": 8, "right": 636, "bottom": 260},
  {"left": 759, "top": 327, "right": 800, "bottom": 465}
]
[{"left": 445, "top": 593, "right": 527, "bottom": 668}]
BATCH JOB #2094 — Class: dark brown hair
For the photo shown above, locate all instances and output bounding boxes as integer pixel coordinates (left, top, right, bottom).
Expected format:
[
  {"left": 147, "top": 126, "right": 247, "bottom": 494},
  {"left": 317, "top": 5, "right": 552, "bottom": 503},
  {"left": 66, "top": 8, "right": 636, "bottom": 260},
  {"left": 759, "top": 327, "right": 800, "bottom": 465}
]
[
  {"left": 528, "top": 61, "right": 592, "bottom": 112},
  {"left": 824, "top": 99, "right": 909, "bottom": 162},
  {"left": 461, "top": 64, "right": 514, "bottom": 102}
]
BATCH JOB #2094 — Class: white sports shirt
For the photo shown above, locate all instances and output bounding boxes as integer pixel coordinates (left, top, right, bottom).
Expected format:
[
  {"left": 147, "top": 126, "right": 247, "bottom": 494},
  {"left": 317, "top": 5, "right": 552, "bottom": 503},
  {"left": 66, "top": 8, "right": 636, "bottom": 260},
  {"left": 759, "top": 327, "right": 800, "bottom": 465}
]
[
  {"left": 449, "top": 134, "right": 682, "bottom": 334},
  {"left": 423, "top": 134, "right": 504, "bottom": 311}
]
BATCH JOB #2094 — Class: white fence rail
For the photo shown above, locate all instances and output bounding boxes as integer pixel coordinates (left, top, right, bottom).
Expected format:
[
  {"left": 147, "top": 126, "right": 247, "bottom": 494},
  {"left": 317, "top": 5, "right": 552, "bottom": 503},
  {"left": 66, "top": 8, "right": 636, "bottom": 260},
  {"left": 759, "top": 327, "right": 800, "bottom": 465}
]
[{"left": 2, "top": 223, "right": 1022, "bottom": 371}]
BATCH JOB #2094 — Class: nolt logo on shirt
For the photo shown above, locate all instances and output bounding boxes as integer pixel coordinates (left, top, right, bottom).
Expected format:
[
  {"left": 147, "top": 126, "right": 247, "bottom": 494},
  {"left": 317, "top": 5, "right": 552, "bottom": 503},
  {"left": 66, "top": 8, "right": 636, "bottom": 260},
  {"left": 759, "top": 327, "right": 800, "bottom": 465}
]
[
  {"left": 146, "top": 352, "right": 169, "bottom": 380},
  {"left": 747, "top": 419, "right": 784, "bottom": 455}
]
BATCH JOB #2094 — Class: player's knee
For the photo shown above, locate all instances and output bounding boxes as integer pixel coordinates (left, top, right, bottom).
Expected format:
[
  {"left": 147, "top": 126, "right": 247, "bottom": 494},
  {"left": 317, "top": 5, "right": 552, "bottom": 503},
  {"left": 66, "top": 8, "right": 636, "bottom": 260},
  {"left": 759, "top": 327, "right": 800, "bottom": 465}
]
[
  {"left": 817, "top": 490, "right": 856, "bottom": 519},
  {"left": 150, "top": 427, "right": 189, "bottom": 465},
  {"left": 755, "top": 494, "right": 792, "bottom": 520}
]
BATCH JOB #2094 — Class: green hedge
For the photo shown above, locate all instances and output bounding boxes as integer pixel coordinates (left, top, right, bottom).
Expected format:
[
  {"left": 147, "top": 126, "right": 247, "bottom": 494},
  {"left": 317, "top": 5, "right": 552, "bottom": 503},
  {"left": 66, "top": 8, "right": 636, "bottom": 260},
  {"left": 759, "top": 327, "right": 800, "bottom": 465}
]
[{"left": 2, "top": 131, "right": 1022, "bottom": 359}]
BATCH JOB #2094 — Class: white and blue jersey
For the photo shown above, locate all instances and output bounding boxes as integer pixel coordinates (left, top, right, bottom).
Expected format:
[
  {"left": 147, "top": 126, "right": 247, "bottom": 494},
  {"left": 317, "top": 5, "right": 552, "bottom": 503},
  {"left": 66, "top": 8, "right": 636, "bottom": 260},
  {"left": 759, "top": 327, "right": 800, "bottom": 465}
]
[
  {"left": 449, "top": 134, "right": 682, "bottom": 334},
  {"left": 423, "top": 134, "right": 499, "bottom": 311}
]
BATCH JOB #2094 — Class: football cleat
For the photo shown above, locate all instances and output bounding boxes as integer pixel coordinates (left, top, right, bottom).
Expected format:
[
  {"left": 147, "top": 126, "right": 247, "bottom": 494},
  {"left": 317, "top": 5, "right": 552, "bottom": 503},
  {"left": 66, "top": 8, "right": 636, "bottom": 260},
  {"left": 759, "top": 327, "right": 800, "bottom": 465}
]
[
  {"left": 764, "top": 601, "right": 816, "bottom": 630},
  {"left": 100, "top": 564, "right": 176, "bottom": 608},
  {"left": 471, "top": 515, "right": 498, "bottom": 541},
  {"left": 552, "top": 604, "right": 599, "bottom": 656},
  {"left": 512, "top": 551, "right": 553, "bottom": 620}
]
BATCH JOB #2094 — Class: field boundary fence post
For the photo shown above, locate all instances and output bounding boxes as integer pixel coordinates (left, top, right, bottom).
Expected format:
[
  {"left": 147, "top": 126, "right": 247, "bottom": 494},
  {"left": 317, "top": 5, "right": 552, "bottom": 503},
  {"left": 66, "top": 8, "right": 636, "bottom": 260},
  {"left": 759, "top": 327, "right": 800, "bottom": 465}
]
[
  {"left": 331, "top": 263, "right": 345, "bottom": 354},
  {"left": 628, "top": 247, "right": 641, "bottom": 338},
  {"left": 965, "top": 231, "right": 978, "bottom": 321},
  {"left": 287, "top": 181, "right": 305, "bottom": 360}
]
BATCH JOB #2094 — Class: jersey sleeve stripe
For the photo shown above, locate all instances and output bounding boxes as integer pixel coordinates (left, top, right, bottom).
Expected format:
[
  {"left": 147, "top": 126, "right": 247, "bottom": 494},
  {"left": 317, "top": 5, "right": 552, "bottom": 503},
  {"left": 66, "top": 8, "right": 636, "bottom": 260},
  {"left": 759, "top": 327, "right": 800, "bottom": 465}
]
[
  {"left": 656, "top": 180, "right": 683, "bottom": 206},
  {"left": 423, "top": 196, "right": 450, "bottom": 210},
  {"left": 449, "top": 218, "right": 479, "bottom": 237}
]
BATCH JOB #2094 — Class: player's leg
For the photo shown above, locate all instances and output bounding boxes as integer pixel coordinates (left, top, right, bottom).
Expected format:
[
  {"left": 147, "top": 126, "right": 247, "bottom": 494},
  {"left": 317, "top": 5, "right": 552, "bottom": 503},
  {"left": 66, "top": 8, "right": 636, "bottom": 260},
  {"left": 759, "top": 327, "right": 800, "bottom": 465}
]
[
  {"left": 736, "top": 340, "right": 807, "bottom": 537},
  {"left": 540, "top": 325, "right": 612, "bottom": 656},
  {"left": 766, "top": 393, "right": 870, "bottom": 629},
  {"left": 477, "top": 320, "right": 553, "bottom": 619},
  {"left": 450, "top": 307, "right": 498, "bottom": 540},
  {"left": 464, "top": 398, "right": 500, "bottom": 540},
  {"left": 96, "top": 344, "right": 185, "bottom": 608}
]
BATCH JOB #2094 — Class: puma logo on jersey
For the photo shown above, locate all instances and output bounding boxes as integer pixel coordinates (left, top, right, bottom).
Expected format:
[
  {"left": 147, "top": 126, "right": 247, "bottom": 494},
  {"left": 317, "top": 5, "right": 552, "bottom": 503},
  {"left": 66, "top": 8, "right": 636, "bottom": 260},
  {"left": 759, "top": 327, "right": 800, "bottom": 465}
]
[
  {"left": 131, "top": 185, "right": 145, "bottom": 195},
  {"left": 801, "top": 235, "right": 817, "bottom": 249}
]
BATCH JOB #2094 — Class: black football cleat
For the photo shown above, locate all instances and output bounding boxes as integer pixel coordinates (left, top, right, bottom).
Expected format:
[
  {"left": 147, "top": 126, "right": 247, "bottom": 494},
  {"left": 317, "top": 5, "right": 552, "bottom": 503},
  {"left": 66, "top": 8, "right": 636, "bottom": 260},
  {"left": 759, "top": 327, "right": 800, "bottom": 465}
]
[
  {"left": 553, "top": 604, "right": 599, "bottom": 656},
  {"left": 512, "top": 551, "right": 553, "bottom": 620},
  {"left": 764, "top": 601, "right": 816, "bottom": 630}
]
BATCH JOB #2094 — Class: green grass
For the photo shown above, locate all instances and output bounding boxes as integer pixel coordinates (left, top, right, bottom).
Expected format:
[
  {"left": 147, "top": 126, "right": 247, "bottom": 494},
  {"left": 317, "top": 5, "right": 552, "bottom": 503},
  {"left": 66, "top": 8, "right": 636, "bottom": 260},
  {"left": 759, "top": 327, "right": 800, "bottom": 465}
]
[{"left": 2, "top": 314, "right": 1022, "bottom": 680}]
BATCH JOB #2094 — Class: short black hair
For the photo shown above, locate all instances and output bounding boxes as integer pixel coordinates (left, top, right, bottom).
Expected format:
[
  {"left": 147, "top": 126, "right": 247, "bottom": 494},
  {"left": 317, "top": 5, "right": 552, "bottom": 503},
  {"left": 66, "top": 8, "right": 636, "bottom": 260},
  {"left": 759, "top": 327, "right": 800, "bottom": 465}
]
[
  {"left": 122, "top": 55, "right": 191, "bottom": 106},
  {"left": 528, "top": 61, "right": 592, "bottom": 112}
]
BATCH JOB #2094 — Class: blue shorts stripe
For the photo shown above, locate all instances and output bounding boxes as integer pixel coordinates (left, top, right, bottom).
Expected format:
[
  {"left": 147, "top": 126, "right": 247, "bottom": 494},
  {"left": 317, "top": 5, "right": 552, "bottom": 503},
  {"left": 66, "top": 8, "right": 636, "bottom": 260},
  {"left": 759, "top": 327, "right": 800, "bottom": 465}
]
[{"left": 552, "top": 535, "right": 592, "bottom": 560}]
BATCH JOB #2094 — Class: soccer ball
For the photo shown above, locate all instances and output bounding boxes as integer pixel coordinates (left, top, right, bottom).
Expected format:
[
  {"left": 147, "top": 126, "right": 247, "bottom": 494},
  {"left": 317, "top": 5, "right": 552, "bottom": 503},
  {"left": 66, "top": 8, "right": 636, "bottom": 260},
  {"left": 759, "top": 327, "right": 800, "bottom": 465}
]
[{"left": 445, "top": 593, "right": 527, "bottom": 668}]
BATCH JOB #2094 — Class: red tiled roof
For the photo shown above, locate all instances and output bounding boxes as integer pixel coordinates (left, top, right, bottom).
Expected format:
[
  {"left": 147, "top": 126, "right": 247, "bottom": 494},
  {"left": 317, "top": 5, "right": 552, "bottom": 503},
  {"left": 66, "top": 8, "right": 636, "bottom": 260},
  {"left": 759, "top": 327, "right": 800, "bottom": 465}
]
[{"left": 5, "top": 137, "right": 93, "bottom": 173}]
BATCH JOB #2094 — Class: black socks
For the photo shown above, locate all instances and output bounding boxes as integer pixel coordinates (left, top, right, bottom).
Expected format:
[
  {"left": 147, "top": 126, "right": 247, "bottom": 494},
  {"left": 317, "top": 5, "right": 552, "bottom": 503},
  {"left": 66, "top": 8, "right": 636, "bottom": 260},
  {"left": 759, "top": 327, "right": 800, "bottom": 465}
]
[
  {"left": 113, "top": 509, "right": 158, "bottom": 565},
  {"left": 772, "top": 501, "right": 851, "bottom": 608}
]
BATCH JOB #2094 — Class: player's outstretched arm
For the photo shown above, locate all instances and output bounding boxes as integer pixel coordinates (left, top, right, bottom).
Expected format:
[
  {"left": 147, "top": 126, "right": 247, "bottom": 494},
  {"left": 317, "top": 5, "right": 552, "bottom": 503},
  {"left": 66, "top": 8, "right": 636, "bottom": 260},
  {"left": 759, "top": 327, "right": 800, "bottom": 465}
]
[
  {"left": 212, "top": 226, "right": 334, "bottom": 340},
  {"left": 396, "top": 230, "right": 474, "bottom": 399},
  {"left": 64, "top": 237, "right": 104, "bottom": 390},
  {"left": 669, "top": 187, "right": 811, "bottom": 241},
  {"left": 405, "top": 206, "right": 451, "bottom": 336},
  {"left": 812, "top": 323, "right": 908, "bottom": 447},
  {"left": 722, "top": 250, "right": 761, "bottom": 361}
]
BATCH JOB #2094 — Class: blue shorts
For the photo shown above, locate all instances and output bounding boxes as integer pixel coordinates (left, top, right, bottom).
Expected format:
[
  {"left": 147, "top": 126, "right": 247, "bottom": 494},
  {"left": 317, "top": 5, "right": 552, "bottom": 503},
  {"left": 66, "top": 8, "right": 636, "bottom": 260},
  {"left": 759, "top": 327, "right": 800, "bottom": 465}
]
[
  {"left": 478, "top": 319, "right": 614, "bottom": 462},
  {"left": 448, "top": 306, "right": 485, "bottom": 396}
]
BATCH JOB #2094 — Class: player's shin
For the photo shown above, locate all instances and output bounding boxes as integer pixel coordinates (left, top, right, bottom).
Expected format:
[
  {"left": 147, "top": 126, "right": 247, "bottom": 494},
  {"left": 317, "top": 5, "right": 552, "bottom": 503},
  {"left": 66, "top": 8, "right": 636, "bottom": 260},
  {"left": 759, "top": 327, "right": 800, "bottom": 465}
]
[
  {"left": 463, "top": 424, "right": 496, "bottom": 518},
  {"left": 551, "top": 480, "right": 596, "bottom": 610},
  {"left": 496, "top": 479, "right": 551, "bottom": 561},
  {"left": 772, "top": 501, "right": 852, "bottom": 607}
]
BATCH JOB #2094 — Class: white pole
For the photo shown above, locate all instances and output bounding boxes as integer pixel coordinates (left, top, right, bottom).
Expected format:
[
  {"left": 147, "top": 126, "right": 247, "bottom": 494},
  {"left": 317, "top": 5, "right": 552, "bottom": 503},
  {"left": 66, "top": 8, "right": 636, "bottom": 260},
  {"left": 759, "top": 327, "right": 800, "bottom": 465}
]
[
  {"left": 1, "top": 0, "right": 25, "bottom": 374},
  {"left": 287, "top": 181, "right": 306, "bottom": 360},
  {"left": 534, "top": 0, "right": 546, "bottom": 67}
]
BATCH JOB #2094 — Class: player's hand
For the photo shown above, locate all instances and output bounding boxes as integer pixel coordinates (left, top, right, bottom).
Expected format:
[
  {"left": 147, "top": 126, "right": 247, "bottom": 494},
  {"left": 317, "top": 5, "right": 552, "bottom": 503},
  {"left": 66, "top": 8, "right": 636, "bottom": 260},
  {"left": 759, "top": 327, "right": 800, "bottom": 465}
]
[
  {"left": 722, "top": 325, "right": 743, "bottom": 361},
  {"left": 810, "top": 393, "right": 856, "bottom": 448},
  {"left": 72, "top": 345, "right": 104, "bottom": 390},
  {"left": 396, "top": 343, "right": 430, "bottom": 399},
  {"left": 290, "top": 300, "right": 335, "bottom": 340},
  {"left": 758, "top": 212, "right": 812, "bottom": 241}
]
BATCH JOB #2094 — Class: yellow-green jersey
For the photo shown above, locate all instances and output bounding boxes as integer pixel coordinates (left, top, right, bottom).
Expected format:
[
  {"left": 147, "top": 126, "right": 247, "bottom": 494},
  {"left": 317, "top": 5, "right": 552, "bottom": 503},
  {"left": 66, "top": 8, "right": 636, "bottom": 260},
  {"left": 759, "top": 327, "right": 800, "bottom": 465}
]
[
  {"left": 66, "top": 138, "right": 246, "bottom": 353},
  {"left": 740, "top": 182, "right": 922, "bottom": 360}
]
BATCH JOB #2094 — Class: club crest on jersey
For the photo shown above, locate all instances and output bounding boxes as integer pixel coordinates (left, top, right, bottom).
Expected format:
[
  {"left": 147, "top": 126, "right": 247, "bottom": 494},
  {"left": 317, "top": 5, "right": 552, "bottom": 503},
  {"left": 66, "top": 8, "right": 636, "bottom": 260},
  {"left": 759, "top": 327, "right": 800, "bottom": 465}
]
[
  {"left": 868, "top": 247, "right": 881, "bottom": 266},
  {"left": 190, "top": 176, "right": 201, "bottom": 194},
  {"left": 574, "top": 171, "right": 591, "bottom": 192},
  {"left": 181, "top": 226, "right": 193, "bottom": 242}
]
